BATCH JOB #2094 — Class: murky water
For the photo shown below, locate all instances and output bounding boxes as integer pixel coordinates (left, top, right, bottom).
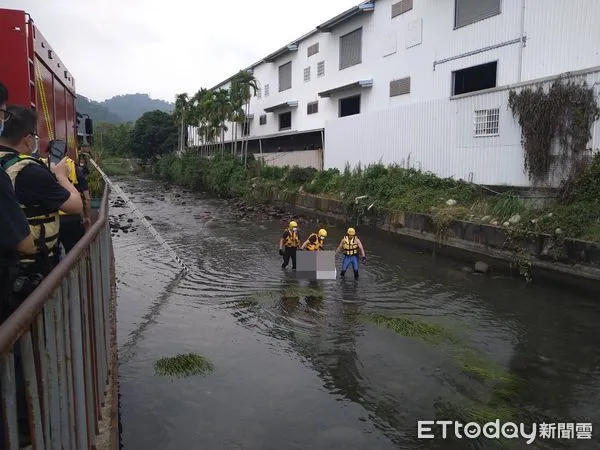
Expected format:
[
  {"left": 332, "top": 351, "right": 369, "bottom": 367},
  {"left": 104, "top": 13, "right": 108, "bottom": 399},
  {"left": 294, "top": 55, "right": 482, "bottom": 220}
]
[{"left": 112, "top": 177, "right": 600, "bottom": 450}]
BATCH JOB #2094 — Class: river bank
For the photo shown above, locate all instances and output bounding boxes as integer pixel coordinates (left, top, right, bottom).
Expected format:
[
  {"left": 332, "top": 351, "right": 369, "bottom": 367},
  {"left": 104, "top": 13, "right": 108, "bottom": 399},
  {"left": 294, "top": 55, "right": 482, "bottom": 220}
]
[{"left": 146, "top": 153, "right": 600, "bottom": 292}]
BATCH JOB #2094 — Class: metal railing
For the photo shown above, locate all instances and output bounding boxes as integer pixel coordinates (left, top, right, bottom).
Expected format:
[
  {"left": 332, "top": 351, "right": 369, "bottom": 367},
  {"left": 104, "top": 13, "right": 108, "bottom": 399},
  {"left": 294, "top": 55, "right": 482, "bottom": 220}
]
[{"left": 0, "top": 184, "right": 116, "bottom": 449}]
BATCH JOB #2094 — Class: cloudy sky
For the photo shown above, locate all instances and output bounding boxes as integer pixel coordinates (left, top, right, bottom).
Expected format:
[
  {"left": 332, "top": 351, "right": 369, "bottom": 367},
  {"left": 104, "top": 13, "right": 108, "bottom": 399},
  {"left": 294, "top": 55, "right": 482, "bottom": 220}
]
[{"left": 4, "top": 0, "right": 358, "bottom": 103}]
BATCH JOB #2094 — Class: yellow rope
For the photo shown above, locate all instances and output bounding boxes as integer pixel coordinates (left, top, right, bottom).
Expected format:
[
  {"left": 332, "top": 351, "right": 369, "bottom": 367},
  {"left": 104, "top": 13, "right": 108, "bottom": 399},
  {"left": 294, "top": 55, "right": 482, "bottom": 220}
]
[{"left": 35, "top": 60, "right": 54, "bottom": 141}]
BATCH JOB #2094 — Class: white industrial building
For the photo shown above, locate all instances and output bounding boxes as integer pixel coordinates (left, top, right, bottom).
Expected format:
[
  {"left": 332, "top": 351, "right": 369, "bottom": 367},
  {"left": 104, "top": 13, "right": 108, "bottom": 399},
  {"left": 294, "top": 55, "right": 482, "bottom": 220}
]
[{"left": 189, "top": 0, "right": 600, "bottom": 187}]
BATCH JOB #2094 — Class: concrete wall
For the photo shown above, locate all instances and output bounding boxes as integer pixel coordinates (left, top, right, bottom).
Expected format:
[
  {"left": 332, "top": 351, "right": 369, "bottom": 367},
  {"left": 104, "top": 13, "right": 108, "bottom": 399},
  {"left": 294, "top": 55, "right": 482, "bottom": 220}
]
[
  {"left": 256, "top": 149, "right": 323, "bottom": 170},
  {"left": 252, "top": 188, "right": 600, "bottom": 293}
]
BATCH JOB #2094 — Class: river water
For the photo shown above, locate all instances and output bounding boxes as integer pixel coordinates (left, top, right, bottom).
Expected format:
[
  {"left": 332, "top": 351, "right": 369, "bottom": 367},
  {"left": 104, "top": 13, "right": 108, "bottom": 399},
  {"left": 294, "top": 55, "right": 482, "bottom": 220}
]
[{"left": 111, "top": 177, "right": 600, "bottom": 450}]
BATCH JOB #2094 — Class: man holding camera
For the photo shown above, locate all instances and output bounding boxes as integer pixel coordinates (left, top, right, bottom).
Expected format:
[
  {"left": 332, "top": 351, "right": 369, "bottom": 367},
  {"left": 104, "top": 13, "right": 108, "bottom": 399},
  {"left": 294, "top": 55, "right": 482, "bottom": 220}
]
[{"left": 0, "top": 105, "right": 82, "bottom": 309}]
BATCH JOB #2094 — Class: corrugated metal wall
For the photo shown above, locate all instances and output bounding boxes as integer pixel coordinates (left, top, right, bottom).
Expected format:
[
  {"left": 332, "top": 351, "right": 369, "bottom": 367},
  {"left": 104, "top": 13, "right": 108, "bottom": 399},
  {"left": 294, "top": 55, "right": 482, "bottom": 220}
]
[{"left": 324, "top": 69, "right": 600, "bottom": 187}]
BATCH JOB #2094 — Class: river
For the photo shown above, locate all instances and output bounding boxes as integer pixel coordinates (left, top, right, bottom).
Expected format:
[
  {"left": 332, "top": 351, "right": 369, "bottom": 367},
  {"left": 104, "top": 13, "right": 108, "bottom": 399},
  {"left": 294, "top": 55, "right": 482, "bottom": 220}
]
[{"left": 111, "top": 177, "right": 600, "bottom": 450}]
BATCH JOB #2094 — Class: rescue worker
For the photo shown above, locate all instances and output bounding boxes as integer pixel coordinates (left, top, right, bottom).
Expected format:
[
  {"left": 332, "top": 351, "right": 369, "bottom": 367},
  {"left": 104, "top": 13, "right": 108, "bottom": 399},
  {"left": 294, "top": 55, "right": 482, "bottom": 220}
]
[
  {"left": 41, "top": 142, "right": 92, "bottom": 253},
  {"left": 279, "top": 220, "right": 300, "bottom": 269},
  {"left": 0, "top": 106, "right": 82, "bottom": 302},
  {"left": 301, "top": 228, "right": 327, "bottom": 251},
  {"left": 335, "top": 227, "right": 366, "bottom": 280}
]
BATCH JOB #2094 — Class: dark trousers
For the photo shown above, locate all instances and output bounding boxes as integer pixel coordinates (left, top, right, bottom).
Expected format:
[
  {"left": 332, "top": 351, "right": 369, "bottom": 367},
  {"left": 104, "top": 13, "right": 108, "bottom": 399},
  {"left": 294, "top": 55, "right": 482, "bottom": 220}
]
[
  {"left": 59, "top": 215, "right": 85, "bottom": 253},
  {"left": 282, "top": 247, "right": 297, "bottom": 269}
]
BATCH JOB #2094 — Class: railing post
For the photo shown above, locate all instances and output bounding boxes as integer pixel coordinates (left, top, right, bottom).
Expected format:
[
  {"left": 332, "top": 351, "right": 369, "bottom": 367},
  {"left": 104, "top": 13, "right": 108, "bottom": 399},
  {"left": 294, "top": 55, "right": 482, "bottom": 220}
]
[{"left": 1, "top": 352, "right": 19, "bottom": 449}]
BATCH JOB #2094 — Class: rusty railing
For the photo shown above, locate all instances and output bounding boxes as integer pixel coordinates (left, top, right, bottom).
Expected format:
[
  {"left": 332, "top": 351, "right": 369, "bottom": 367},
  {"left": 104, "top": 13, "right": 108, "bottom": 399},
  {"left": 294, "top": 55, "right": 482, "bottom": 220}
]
[{"left": 0, "top": 184, "right": 116, "bottom": 449}]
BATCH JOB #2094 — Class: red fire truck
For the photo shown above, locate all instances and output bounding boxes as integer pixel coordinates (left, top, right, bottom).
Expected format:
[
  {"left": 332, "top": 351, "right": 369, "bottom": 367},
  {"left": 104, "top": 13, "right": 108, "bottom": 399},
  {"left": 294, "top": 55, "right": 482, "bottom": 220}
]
[{"left": 0, "top": 8, "right": 93, "bottom": 160}]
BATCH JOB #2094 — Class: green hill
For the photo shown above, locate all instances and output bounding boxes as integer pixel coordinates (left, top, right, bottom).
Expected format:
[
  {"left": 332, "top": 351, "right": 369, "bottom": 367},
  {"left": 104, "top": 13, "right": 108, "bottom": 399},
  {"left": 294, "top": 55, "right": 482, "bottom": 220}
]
[{"left": 75, "top": 93, "right": 174, "bottom": 125}]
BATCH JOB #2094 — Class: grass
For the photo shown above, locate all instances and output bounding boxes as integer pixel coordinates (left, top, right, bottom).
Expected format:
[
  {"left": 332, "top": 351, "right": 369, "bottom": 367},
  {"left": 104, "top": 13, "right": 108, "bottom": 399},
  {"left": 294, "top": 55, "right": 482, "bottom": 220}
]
[
  {"left": 101, "top": 157, "right": 133, "bottom": 176},
  {"left": 154, "top": 353, "right": 214, "bottom": 378},
  {"left": 363, "top": 313, "right": 447, "bottom": 344},
  {"left": 153, "top": 152, "right": 600, "bottom": 243}
]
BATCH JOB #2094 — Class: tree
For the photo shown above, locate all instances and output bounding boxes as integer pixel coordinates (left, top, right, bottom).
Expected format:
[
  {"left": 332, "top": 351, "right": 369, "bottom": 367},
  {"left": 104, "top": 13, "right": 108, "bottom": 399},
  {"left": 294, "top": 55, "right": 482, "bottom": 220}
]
[
  {"left": 95, "top": 122, "right": 134, "bottom": 157},
  {"left": 173, "top": 93, "right": 190, "bottom": 152},
  {"left": 129, "top": 110, "right": 178, "bottom": 160},
  {"left": 230, "top": 70, "right": 258, "bottom": 165}
]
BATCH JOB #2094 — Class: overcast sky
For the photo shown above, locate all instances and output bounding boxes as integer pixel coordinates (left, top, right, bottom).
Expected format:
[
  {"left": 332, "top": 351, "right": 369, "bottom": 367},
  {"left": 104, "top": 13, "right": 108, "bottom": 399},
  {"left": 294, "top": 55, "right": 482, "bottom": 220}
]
[{"left": 4, "top": 0, "right": 358, "bottom": 102}]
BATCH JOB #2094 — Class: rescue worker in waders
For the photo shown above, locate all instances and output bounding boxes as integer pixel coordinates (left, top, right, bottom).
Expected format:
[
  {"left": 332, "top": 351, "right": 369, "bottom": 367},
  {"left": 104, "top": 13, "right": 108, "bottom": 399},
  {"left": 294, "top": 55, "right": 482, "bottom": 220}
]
[
  {"left": 279, "top": 220, "right": 300, "bottom": 269},
  {"left": 301, "top": 228, "right": 327, "bottom": 251},
  {"left": 336, "top": 227, "right": 366, "bottom": 280}
]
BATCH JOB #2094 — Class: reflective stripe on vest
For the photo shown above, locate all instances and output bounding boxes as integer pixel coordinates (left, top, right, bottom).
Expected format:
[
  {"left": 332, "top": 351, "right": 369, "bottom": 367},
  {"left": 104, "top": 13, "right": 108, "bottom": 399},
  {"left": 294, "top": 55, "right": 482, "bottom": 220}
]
[
  {"left": 283, "top": 229, "right": 300, "bottom": 248},
  {"left": 305, "top": 233, "right": 323, "bottom": 251},
  {"left": 0, "top": 151, "right": 61, "bottom": 264},
  {"left": 342, "top": 236, "right": 358, "bottom": 256}
]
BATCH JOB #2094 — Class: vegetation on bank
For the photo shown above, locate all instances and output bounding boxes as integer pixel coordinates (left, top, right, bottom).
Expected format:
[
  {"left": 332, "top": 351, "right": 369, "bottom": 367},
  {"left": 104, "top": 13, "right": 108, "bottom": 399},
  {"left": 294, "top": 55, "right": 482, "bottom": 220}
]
[{"left": 153, "top": 152, "right": 600, "bottom": 243}]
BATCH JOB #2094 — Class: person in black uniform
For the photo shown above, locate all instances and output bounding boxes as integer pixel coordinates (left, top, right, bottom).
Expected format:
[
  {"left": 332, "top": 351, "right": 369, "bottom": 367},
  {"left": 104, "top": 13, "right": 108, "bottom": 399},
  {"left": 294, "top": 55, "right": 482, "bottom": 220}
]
[{"left": 0, "top": 82, "right": 35, "bottom": 318}]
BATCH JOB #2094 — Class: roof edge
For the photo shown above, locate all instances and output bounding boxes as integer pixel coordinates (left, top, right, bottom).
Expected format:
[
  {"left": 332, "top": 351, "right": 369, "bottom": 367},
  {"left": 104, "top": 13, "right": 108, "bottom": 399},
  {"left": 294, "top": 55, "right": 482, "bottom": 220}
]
[{"left": 208, "top": 1, "right": 375, "bottom": 91}]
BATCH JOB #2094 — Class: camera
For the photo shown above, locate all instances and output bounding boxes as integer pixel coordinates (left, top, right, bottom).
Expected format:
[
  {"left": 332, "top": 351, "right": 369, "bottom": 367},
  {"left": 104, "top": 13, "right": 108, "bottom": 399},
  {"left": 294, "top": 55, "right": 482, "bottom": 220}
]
[{"left": 12, "top": 273, "right": 44, "bottom": 296}]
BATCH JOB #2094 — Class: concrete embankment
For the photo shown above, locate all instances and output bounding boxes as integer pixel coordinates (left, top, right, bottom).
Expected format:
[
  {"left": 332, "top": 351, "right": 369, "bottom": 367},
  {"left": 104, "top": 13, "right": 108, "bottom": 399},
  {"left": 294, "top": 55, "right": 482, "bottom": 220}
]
[{"left": 245, "top": 187, "right": 600, "bottom": 294}]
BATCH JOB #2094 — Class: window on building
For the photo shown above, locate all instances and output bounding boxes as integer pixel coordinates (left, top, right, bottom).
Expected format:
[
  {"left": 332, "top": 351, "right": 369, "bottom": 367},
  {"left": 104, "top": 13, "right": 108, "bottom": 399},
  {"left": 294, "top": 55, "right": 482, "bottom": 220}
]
[
  {"left": 264, "top": 84, "right": 270, "bottom": 97},
  {"left": 304, "top": 67, "right": 311, "bottom": 83},
  {"left": 259, "top": 114, "right": 267, "bottom": 125},
  {"left": 317, "top": 61, "right": 325, "bottom": 77},
  {"left": 307, "top": 43, "right": 319, "bottom": 57},
  {"left": 256, "top": 87, "right": 261, "bottom": 99},
  {"left": 242, "top": 121, "right": 250, "bottom": 136},
  {"left": 454, "top": 0, "right": 501, "bottom": 29},
  {"left": 279, "top": 111, "right": 292, "bottom": 130},
  {"left": 307, "top": 101, "right": 319, "bottom": 115},
  {"left": 452, "top": 61, "right": 497, "bottom": 96},
  {"left": 339, "top": 95, "right": 361, "bottom": 117},
  {"left": 339, "top": 28, "right": 362, "bottom": 70},
  {"left": 473, "top": 108, "right": 500, "bottom": 136},
  {"left": 279, "top": 62, "right": 292, "bottom": 92},
  {"left": 389, "top": 77, "right": 411, "bottom": 97},
  {"left": 391, "top": 0, "right": 413, "bottom": 18}
]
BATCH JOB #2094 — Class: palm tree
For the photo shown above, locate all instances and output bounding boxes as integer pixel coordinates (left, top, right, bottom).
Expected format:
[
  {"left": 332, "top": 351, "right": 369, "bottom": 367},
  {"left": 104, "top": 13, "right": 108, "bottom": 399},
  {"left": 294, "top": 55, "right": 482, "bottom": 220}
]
[
  {"left": 173, "top": 93, "right": 190, "bottom": 153},
  {"left": 212, "top": 89, "right": 232, "bottom": 155},
  {"left": 230, "top": 70, "right": 258, "bottom": 165}
]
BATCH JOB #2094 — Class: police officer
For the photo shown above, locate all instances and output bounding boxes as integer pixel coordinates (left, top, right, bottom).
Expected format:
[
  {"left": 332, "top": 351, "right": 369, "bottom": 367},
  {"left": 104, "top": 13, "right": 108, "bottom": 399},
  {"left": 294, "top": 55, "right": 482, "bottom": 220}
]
[
  {"left": 0, "top": 83, "right": 35, "bottom": 316},
  {"left": 0, "top": 106, "right": 82, "bottom": 305}
]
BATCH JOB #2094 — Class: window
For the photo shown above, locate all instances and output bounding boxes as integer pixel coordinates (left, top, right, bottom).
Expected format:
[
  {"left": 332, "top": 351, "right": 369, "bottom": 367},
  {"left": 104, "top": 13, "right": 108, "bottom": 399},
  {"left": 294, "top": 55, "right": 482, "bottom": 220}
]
[
  {"left": 454, "top": 0, "right": 501, "bottom": 29},
  {"left": 307, "top": 101, "right": 318, "bottom": 115},
  {"left": 259, "top": 114, "right": 267, "bottom": 125},
  {"left": 279, "top": 111, "right": 292, "bottom": 130},
  {"left": 279, "top": 62, "right": 292, "bottom": 92},
  {"left": 452, "top": 61, "right": 497, "bottom": 96},
  {"left": 264, "top": 84, "right": 270, "bottom": 97},
  {"left": 317, "top": 61, "right": 325, "bottom": 77},
  {"left": 339, "top": 28, "right": 362, "bottom": 70},
  {"left": 390, "top": 77, "right": 411, "bottom": 97},
  {"left": 392, "top": 0, "right": 413, "bottom": 18},
  {"left": 307, "top": 43, "right": 319, "bottom": 57},
  {"left": 256, "top": 87, "right": 261, "bottom": 99},
  {"left": 242, "top": 121, "right": 250, "bottom": 136},
  {"left": 339, "top": 95, "right": 360, "bottom": 117},
  {"left": 473, "top": 108, "right": 499, "bottom": 136},
  {"left": 303, "top": 67, "right": 311, "bottom": 83}
]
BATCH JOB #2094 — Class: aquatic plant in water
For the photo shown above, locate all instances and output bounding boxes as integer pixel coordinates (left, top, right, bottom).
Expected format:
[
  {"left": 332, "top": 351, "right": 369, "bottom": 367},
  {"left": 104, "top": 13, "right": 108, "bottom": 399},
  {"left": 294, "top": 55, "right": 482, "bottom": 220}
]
[
  {"left": 363, "top": 313, "right": 447, "bottom": 344},
  {"left": 154, "top": 353, "right": 214, "bottom": 378}
]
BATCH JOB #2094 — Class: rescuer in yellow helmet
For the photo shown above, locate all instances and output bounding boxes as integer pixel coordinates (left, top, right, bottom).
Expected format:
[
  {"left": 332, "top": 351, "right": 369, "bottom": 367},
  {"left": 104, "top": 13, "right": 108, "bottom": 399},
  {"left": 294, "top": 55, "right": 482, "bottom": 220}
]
[
  {"left": 279, "top": 220, "right": 300, "bottom": 269},
  {"left": 335, "top": 227, "right": 366, "bottom": 280},
  {"left": 301, "top": 228, "right": 327, "bottom": 251}
]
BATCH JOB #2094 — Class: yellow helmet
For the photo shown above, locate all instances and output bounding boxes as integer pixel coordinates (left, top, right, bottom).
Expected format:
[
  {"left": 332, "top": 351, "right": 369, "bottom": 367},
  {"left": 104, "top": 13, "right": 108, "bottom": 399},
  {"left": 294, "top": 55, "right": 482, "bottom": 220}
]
[
  {"left": 318, "top": 229, "right": 327, "bottom": 238},
  {"left": 289, "top": 221, "right": 298, "bottom": 228},
  {"left": 347, "top": 227, "right": 356, "bottom": 236}
]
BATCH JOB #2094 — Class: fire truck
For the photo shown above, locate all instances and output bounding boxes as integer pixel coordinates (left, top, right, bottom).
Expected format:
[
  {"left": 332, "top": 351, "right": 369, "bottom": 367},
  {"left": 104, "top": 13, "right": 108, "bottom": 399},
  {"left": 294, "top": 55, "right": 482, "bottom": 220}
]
[{"left": 0, "top": 8, "right": 93, "bottom": 161}]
